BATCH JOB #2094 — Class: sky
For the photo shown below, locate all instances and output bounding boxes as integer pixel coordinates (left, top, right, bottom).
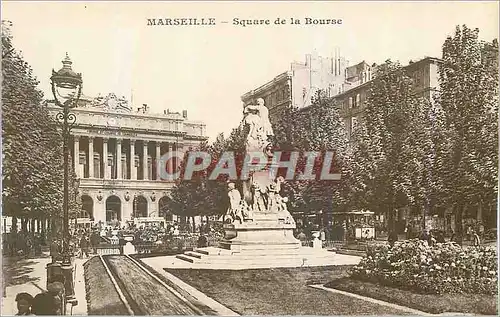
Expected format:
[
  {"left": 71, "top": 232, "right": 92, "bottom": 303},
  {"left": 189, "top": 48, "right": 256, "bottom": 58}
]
[{"left": 2, "top": 1, "right": 499, "bottom": 141}]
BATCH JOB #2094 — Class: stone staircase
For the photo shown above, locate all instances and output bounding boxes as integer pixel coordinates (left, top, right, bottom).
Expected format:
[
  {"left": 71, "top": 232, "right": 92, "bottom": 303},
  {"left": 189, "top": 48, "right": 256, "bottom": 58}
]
[{"left": 175, "top": 246, "right": 341, "bottom": 268}]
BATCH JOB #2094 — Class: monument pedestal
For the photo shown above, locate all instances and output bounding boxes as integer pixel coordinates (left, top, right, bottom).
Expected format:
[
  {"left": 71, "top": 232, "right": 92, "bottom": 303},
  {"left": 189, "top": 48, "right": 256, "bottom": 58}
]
[
  {"left": 220, "top": 212, "right": 300, "bottom": 253},
  {"left": 175, "top": 211, "right": 340, "bottom": 268}
]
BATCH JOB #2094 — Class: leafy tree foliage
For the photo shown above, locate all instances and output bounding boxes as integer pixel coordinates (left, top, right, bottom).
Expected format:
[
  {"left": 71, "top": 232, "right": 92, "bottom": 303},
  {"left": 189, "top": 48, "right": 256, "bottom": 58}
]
[
  {"left": 347, "top": 60, "right": 432, "bottom": 231},
  {"left": 273, "top": 91, "right": 349, "bottom": 216},
  {"left": 163, "top": 126, "right": 248, "bottom": 229},
  {"left": 436, "top": 25, "right": 498, "bottom": 239},
  {"left": 2, "top": 21, "right": 81, "bottom": 234}
]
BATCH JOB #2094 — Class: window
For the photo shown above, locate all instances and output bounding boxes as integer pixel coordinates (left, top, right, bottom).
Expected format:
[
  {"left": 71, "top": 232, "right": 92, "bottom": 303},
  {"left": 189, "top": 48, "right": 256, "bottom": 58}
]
[
  {"left": 348, "top": 97, "right": 353, "bottom": 108},
  {"left": 354, "top": 94, "right": 360, "bottom": 108}
]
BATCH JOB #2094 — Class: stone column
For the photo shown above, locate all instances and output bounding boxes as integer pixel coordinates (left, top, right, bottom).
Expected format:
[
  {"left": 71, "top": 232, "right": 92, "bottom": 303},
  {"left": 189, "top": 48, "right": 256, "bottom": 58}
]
[
  {"left": 156, "top": 142, "right": 161, "bottom": 180},
  {"left": 88, "top": 137, "right": 94, "bottom": 178},
  {"left": 103, "top": 138, "right": 108, "bottom": 179},
  {"left": 116, "top": 139, "right": 122, "bottom": 180},
  {"left": 143, "top": 141, "right": 148, "bottom": 180},
  {"left": 167, "top": 143, "right": 173, "bottom": 178},
  {"left": 130, "top": 139, "right": 136, "bottom": 180},
  {"left": 74, "top": 136, "right": 80, "bottom": 177},
  {"left": 176, "top": 144, "right": 185, "bottom": 167}
]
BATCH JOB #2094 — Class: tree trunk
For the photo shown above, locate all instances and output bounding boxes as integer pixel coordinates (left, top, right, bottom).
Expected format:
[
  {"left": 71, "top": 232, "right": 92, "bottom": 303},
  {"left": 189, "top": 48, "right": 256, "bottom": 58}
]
[
  {"left": 454, "top": 204, "right": 464, "bottom": 245},
  {"left": 477, "top": 201, "right": 483, "bottom": 223},
  {"left": 387, "top": 190, "right": 396, "bottom": 233},
  {"left": 21, "top": 218, "right": 28, "bottom": 231},
  {"left": 31, "top": 219, "right": 36, "bottom": 233},
  {"left": 12, "top": 216, "right": 18, "bottom": 233},
  {"left": 191, "top": 216, "right": 196, "bottom": 233}
]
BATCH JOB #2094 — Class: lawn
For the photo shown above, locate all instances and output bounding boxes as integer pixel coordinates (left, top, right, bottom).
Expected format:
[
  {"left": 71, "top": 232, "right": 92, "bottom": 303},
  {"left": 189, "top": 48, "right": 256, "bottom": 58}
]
[
  {"left": 166, "top": 266, "right": 410, "bottom": 315},
  {"left": 325, "top": 277, "right": 498, "bottom": 315},
  {"left": 84, "top": 257, "right": 129, "bottom": 315}
]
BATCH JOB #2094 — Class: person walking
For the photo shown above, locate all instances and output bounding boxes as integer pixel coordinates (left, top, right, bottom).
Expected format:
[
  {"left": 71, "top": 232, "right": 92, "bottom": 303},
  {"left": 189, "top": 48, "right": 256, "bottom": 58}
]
[
  {"left": 79, "top": 235, "right": 89, "bottom": 258},
  {"left": 49, "top": 239, "right": 61, "bottom": 263},
  {"left": 472, "top": 230, "right": 481, "bottom": 246},
  {"left": 388, "top": 230, "right": 398, "bottom": 247}
]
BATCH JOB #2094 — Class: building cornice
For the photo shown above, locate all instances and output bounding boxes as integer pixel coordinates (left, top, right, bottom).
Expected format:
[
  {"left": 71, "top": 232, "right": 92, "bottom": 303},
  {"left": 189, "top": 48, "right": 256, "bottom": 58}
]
[
  {"left": 334, "top": 56, "right": 441, "bottom": 100},
  {"left": 45, "top": 101, "right": 190, "bottom": 123},
  {"left": 241, "top": 71, "right": 292, "bottom": 101}
]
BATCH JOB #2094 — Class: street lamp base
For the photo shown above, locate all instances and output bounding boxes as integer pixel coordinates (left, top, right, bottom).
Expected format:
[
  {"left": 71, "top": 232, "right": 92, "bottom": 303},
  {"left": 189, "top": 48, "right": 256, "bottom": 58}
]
[{"left": 61, "top": 258, "right": 76, "bottom": 300}]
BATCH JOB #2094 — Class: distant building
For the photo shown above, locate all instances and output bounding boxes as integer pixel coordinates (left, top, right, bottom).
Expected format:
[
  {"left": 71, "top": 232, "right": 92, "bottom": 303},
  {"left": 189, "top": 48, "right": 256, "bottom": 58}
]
[
  {"left": 242, "top": 53, "right": 440, "bottom": 139},
  {"left": 241, "top": 50, "right": 371, "bottom": 124},
  {"left": 338, "top": 57, "right": 441, "bottom": 139},
  {"left": 45, "top": 56, "right": 208, "bottom": 229}
]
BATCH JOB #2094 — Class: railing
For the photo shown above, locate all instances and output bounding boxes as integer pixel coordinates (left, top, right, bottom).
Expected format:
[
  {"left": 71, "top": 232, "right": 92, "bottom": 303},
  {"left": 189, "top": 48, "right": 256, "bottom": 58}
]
[
  {"left": 95, "top": 244, "right": 122, "bottom": 255},
  {"left": 300, "top": 239, "right": 383, "bottom": 251}
]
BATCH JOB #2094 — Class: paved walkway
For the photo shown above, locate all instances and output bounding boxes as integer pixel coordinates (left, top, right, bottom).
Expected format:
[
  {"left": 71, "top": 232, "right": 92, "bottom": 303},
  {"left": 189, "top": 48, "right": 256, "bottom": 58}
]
[{"left": 1, "top": 253, "right": 88, "bottom": 315}]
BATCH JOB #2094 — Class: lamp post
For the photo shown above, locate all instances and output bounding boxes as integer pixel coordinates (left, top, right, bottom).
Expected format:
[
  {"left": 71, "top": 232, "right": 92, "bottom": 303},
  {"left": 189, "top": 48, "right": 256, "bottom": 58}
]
[{"left": 49, "top": 53, "right": 82, "bottom": 310}]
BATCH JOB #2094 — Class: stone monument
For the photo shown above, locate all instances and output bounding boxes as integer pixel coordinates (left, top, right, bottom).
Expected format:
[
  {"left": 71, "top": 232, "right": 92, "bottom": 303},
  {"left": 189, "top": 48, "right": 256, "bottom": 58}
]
[
  {"left": 220, "top": 98, "right": 299, "bottom": 252},
  {"left": 175, "top": 98, "right": 338, "bottom": 267}
]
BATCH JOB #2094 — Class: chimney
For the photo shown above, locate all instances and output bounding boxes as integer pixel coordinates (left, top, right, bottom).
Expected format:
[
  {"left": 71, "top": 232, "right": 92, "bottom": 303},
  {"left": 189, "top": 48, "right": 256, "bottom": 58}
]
[
  {"left": 182, "top": 110, "right": 188, "bottom": 118},
  {"left": 305, "top": 54, "right": 312, "bottom": 67}
]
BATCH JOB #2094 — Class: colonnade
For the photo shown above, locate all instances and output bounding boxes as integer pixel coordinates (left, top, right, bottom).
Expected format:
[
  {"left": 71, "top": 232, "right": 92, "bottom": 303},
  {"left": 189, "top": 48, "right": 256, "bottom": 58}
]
[{"left": 72, "top": 136, "right": 184, "bottom": 181}]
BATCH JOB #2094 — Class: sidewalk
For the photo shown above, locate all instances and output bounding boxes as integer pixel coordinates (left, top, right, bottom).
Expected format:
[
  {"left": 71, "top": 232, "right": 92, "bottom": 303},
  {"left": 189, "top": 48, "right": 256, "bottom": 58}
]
[{"left": 1, "top": 252, "right": 88, "bottom": 315}]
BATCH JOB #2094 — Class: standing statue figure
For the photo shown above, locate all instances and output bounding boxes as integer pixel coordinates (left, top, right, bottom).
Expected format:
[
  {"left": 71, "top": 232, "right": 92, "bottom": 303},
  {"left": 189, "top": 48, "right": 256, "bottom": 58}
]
[
  {"left": 226, "top": 183, "right": 243, "bottom": 223},
  {"left": 241, "top": 98, "right": 275, "bottom": 152},
  {"left": 251, "top": 182, "right": 267, "bottom": 212}
]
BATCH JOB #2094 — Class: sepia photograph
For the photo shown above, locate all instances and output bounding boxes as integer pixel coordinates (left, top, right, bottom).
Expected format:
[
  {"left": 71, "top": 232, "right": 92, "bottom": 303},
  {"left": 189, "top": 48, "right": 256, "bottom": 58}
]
[{"left": 1, "top": 1, "right": 499, "bottom": 316}]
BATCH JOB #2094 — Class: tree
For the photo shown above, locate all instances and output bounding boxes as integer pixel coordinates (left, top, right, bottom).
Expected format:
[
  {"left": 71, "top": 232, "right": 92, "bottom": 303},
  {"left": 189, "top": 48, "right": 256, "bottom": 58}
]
[
  {"left": 349, "top": 60, "right": 431, "bottom": 232},
  {"left": 436, "top": 25, "right": 498, "bottom": 241},
  {"left": 2, "top": 20, "right": 80, "bottom": 236},
  {"left": 272, "top": 91, "right": 349, "bottom": 222},
  {"left": 164, "top": 127, "right": 247, "bottom": 231}
]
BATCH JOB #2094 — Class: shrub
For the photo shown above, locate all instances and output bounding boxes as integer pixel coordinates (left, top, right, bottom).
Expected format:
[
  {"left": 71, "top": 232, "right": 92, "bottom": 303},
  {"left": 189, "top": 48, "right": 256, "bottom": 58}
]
[{"left": 350, "top": 239, "right": 497, "bottom": 295}]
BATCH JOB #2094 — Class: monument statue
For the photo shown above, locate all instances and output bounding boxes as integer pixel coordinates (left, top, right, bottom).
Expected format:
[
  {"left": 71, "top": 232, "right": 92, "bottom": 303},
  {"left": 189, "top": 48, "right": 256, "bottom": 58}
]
[
  {"left": 241, "top": 98, "right": 274, "bottom": 153},
  {"left": 251, "top": 182, "right": 267, "bottom": 212},
  {"left": 175, "top": 97, "right": 311, "bottom": 268},
  {"left": 226, "top": 182, "right": 243, "bottom": 223},
  {"left": 223, "top": 99, "right": 296, "bottom": 226},
  {"left": 89, "top": 93, "right": 132, "bottom": 112}
]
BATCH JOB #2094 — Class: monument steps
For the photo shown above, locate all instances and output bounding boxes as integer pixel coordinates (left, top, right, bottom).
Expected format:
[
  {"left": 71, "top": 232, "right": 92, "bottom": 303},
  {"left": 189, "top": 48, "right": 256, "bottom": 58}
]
[
  {"left": 175, "top": 254, "right": 196, "bottom": 263},
  {"left": 175, "top": 247, "right": 338, "bottom": 265}
]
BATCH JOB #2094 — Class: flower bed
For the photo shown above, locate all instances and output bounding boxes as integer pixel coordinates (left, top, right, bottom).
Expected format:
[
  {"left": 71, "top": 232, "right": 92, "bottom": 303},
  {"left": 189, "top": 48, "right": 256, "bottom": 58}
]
[{"left": 350, "top": 239, "right": 497, "bottom": 295}]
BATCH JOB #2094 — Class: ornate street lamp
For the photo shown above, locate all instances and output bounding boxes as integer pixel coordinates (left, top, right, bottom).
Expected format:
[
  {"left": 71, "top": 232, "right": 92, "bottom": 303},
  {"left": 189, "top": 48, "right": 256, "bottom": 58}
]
[{"left": 48, "top": 53, "right": 82, "bottom": 311}]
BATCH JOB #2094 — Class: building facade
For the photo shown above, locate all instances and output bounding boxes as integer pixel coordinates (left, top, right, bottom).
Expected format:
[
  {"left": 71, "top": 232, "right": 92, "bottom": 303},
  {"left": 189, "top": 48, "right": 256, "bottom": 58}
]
[
  {"left": 338, "top": 57, "right": 440, "bottom": 139},
  {"left": 241, "top": 51, "right": 374, "bottom": 124},
  {"left": 242, "top": 52, "right": 440, "bottom": 141},
  {"left": 46, "top": 92, "right": 207, "bottom": 228}
]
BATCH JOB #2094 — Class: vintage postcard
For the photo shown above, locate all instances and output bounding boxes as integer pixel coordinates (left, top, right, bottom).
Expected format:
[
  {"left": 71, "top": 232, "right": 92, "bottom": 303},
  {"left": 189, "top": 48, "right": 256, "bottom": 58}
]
[{"left": 1, "top": 1, "right": 499, "bottom": 316}]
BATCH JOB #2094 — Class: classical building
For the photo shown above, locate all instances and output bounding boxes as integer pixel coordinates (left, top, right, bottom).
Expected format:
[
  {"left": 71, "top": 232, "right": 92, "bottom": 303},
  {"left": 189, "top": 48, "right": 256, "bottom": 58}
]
[
  {"left": 46, "top": 57, "right": 208, "bottom": 228},
  {"left": 241, "top": 50, "right": 374, "bottom": 124}
]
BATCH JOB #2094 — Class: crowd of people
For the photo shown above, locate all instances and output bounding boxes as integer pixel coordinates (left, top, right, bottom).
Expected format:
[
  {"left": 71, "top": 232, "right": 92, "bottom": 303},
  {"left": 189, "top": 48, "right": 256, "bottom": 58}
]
[{"left": 2, "top": 231, "right": 45, "bottom": 257}]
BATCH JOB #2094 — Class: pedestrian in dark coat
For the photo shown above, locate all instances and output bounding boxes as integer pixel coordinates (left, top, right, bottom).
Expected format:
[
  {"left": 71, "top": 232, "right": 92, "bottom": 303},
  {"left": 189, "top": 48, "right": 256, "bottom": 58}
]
[{"left": 388, "top": 231, "right": 398, "bottom": 247}]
